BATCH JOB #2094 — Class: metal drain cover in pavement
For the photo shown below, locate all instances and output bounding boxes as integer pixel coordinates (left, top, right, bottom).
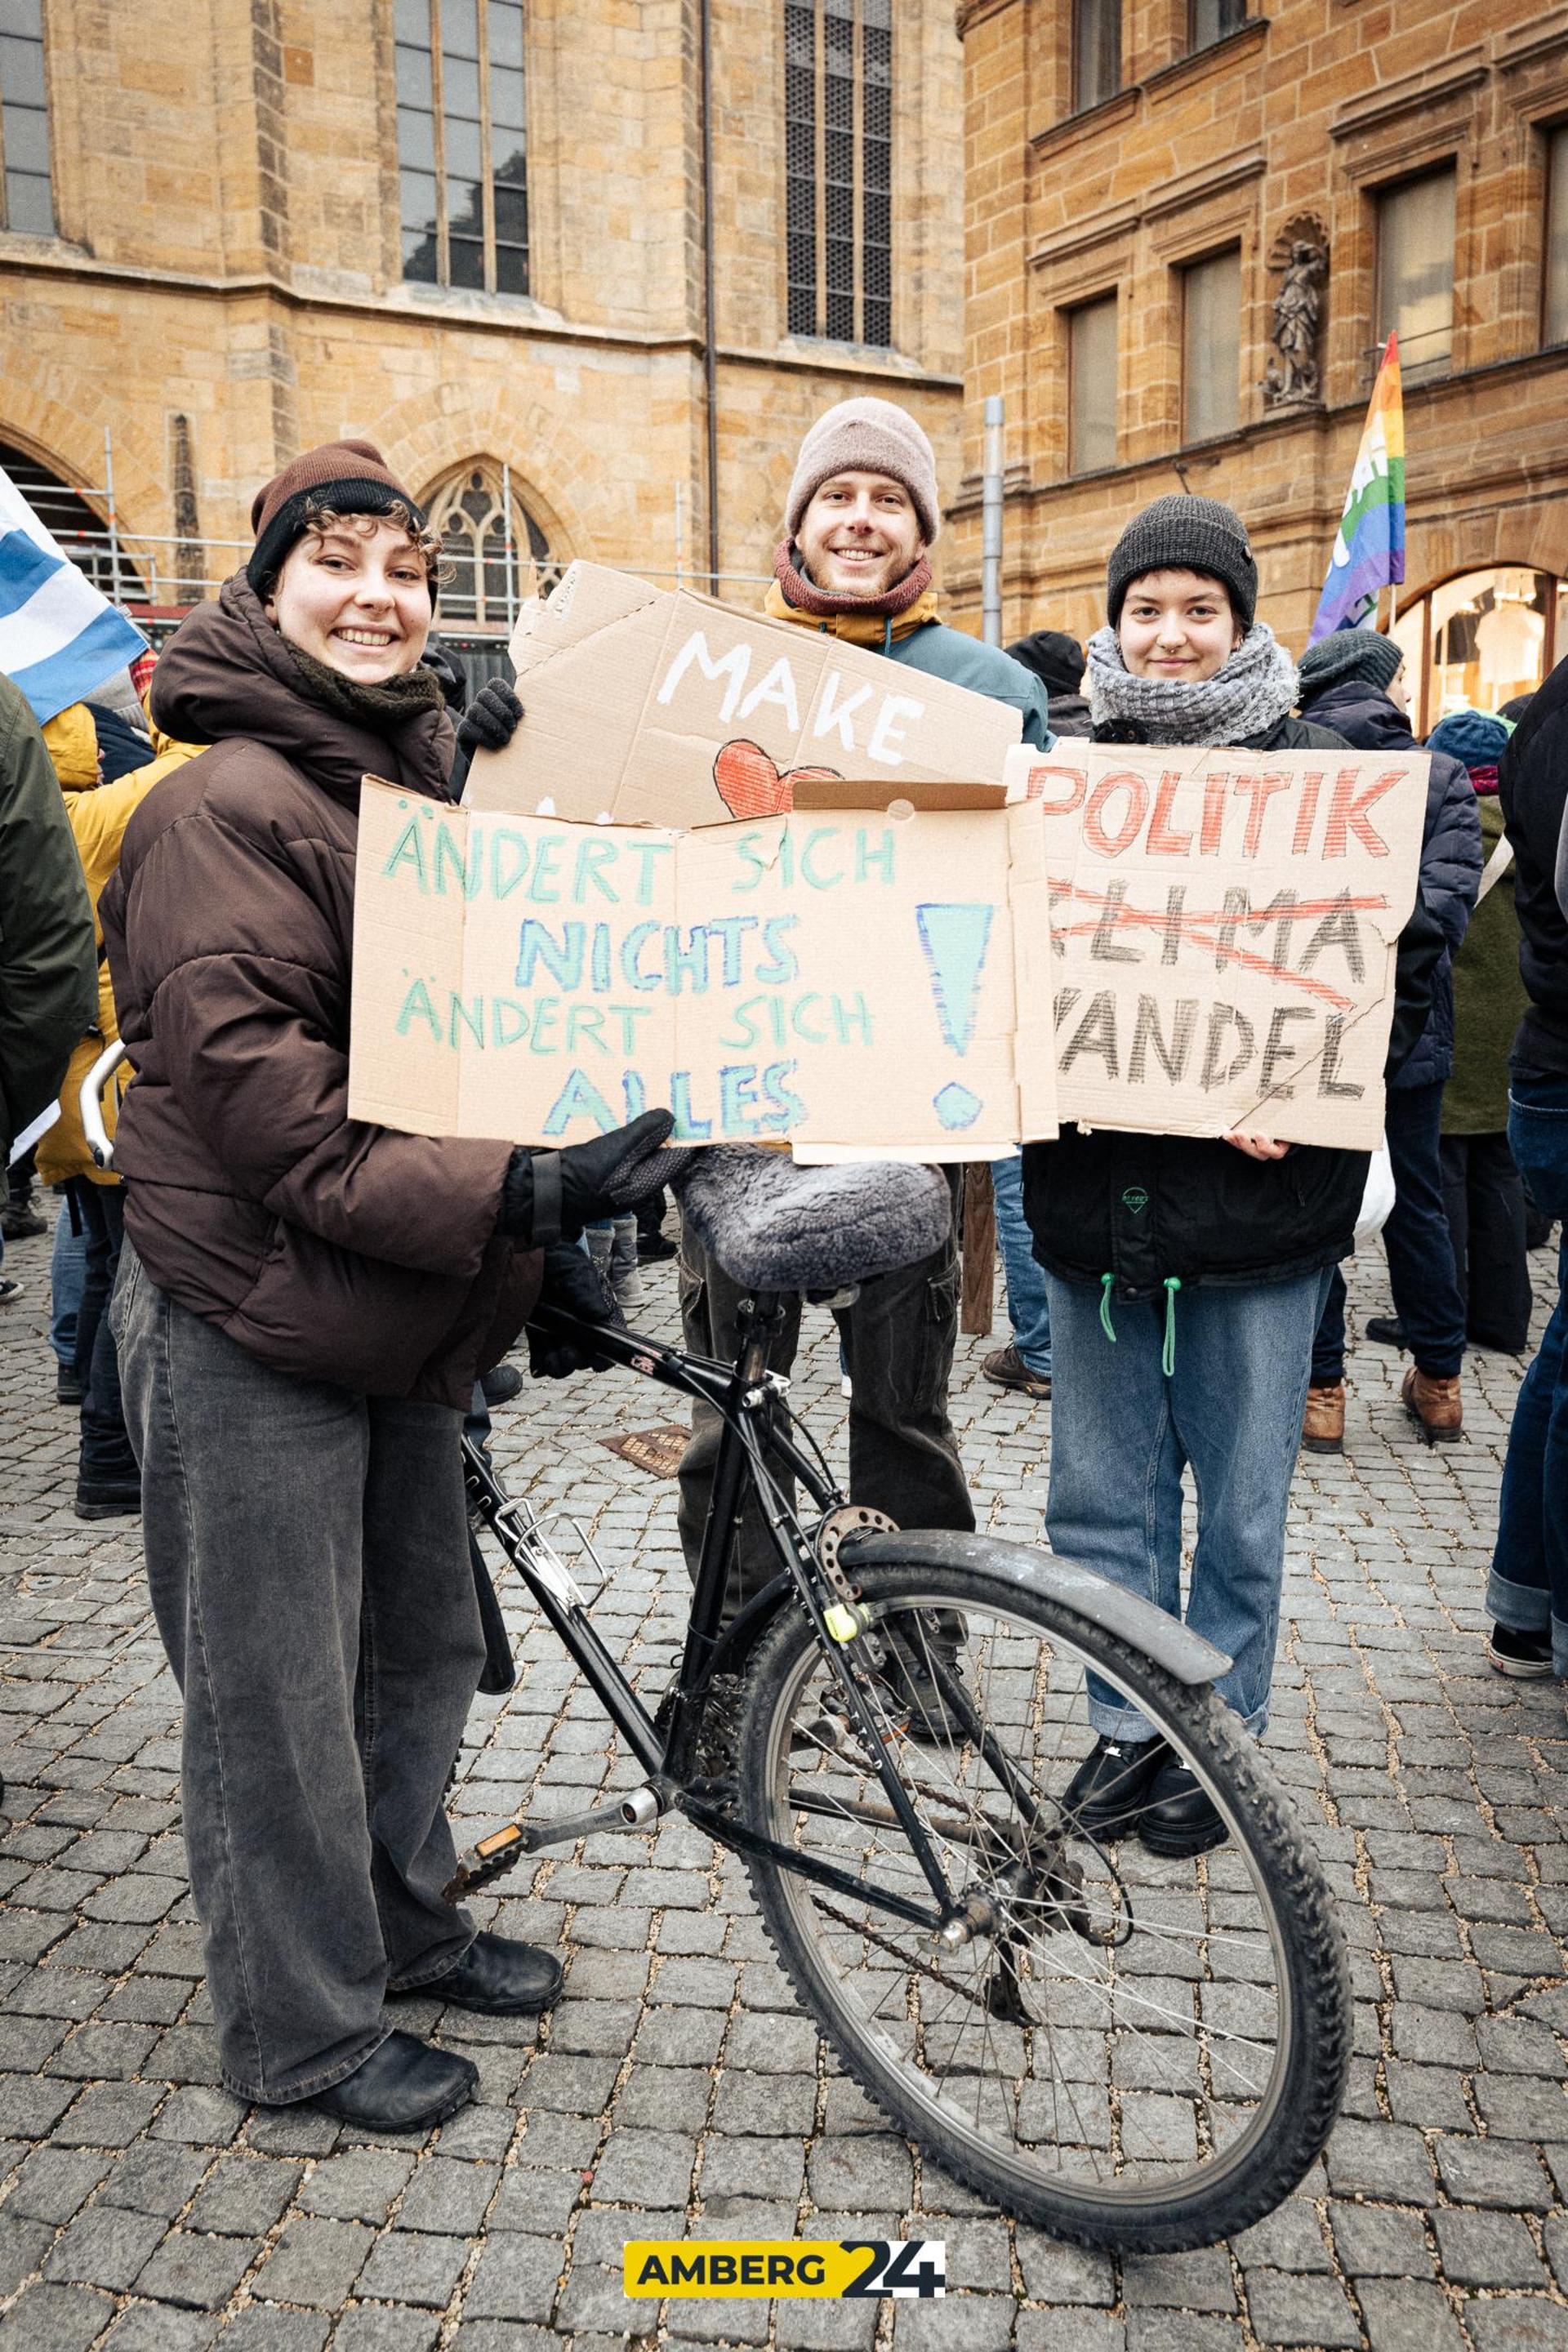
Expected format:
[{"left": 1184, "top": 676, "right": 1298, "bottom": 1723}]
[{"left": 601, "top": 1424, "right": 688, "bottom": 1477}]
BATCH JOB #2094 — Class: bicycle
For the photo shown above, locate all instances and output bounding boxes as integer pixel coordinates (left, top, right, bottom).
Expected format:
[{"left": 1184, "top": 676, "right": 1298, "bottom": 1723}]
[{"left": 85, "top": 1044, "right": 1349, "bottom": 2253}]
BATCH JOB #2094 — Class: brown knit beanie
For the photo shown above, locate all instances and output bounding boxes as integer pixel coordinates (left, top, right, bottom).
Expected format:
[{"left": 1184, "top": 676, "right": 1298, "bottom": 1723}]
[
  {"left": 786, "top": 398, "right": 942, "bottom": 545},
  {"left": 247, "top": 439, "right": 433, "bottom": 604}
]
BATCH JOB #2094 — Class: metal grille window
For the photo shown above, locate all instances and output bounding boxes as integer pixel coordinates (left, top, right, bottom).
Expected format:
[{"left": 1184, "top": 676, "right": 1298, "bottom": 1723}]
[
  {"left": 397, "top": 0, "right": 528, "bottom": 294},
  {"left": 0, "top": 0, "right": 53, "bottom": 236},
  {"left": 1071, "top": 0, "right": 1120, "bottom": 113},
  {"left": 785, "top": 0, "right": 892, "bottom": 350},
  {"left": 1189, "top": 0, "right": 1245, "bottom": 51}
]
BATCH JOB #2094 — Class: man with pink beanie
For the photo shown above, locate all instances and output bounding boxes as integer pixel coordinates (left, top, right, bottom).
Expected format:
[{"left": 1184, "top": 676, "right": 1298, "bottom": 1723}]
[{"left": 676, "top": 398, "right": 1051, "bottom": 1735}]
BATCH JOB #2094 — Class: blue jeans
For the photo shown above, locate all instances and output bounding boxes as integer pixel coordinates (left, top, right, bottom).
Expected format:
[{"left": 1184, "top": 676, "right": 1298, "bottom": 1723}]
[
  {"left": 1045, "top": 1268, "right": 1323, "bottom": 1740},
  {"left": 991, "top": 1156, "right": 1051, "bottom": 1374},
  {"left": 51, "top": 1198, "right": 86, "bottom": 1365},
  {"left": 1486, "top": 1071, "right": 1568, "bottom": 1668}
]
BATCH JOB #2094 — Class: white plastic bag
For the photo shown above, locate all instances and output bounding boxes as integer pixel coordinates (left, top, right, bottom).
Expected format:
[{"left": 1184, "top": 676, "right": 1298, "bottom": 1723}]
[{"left": 1354, "top": 1141, "right": 1395, "bottom": 1250}]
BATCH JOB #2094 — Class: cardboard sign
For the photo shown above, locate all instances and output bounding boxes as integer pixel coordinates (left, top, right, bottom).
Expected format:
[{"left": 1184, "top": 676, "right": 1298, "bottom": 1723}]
[
  {"left": 1004, "top": 740, "right": 1428, "bottom": 1150},
  {"left": 465, "top": 560, "right": 1024, "bottom": 829},
  {"left": 348, "top": 778, "right": 1050, "bottom": 1158}
]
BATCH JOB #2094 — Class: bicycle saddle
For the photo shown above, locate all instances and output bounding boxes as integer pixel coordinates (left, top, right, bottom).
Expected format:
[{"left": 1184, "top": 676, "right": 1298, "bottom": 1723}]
[{"left": 673, "top": 1147, "right": 952, "bottom": 1293}]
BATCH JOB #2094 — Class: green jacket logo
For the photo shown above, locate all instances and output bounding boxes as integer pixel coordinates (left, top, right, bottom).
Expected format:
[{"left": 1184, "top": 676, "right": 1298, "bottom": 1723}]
[{"left": 1120, "top": 1186, "right": 1150, "bottom": 1214}]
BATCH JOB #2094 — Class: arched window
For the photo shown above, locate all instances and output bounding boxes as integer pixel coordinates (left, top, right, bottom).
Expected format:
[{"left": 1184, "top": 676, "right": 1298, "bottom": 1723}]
[
  {"left": 425, "top": 463, "right": 557, "bottom": 631},
  {"left": 0, "top": 440, "right": 145, "bottom": 602},
  {"left": 1390, "top": 566, "right": 1562, "bottom": 734}
]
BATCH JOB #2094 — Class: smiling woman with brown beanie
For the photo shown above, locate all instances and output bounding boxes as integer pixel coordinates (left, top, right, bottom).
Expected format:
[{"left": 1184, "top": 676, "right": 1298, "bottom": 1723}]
[{"left": 99, "top": 442, "right": 676, "bottom": 2131}]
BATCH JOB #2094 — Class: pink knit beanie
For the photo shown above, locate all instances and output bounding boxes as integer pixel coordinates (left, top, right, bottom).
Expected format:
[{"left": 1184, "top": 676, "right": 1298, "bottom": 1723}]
[{"left": 785, "top": 398, "right": 941, "bottom": 545}]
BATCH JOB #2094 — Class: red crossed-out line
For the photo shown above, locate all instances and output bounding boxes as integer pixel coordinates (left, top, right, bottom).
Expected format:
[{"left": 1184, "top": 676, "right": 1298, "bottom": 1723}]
[{"left": 1046, "top": 878, "right": 1391, "bottom": 1013}]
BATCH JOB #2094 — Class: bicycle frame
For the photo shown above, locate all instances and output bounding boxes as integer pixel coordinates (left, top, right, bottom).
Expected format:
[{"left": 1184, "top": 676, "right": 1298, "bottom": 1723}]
[{"left": 463, "top": 1294, "right": 964, "bottom": 1933}]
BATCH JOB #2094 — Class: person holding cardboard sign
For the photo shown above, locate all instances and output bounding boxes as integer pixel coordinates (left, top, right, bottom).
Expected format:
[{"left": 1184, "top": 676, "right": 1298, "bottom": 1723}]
[
  {"left": 696, "top": 399, "right": 1050, "bottom": 1714},
  {"left": 98, "top": 443, "right": 677, "bottom": 2135},
  {"left": 1027, "top": 496, "right": 1442, "bottom": 1857}
]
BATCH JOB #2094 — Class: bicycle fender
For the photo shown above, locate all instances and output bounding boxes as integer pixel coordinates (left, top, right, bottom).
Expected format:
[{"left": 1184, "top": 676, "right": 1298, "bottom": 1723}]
[{"left": 840, "top": 1530, "right": 1232, "bottom": 1687}]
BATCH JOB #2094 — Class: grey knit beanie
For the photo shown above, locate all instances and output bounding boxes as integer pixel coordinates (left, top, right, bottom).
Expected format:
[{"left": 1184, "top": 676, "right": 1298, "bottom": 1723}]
[
  {"left": 1297, "top": 626, "right": 1403, "bottom": 699},
  {"left": 1107, "top": 494, "right": 1257, "bottom": 630},
  {"left": 786, "top": 398, "right": 941, "bottom": 545}
]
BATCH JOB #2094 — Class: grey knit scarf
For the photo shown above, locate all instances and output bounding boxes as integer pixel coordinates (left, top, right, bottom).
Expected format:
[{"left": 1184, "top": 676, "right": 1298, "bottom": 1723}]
[{"left": 1085, "top": 621, "right": 1299, "bottom": 746}]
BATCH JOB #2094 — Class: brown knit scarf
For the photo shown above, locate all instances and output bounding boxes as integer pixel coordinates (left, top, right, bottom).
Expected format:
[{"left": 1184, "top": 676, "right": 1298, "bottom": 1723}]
[
  {"left": 773, "top": 538, "right": 933, "bottom": 619},
  {"left": 278, "top": 634, "right": 447, "bottom": 733}
]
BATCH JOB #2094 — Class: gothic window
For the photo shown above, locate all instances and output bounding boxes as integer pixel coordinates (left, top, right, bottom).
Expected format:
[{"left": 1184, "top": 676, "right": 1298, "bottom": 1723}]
[
  {"left": 425, "top": 465, "right": 556, "bottom": 630},
  {"left": 0, "top": 0, "right": 53, "bottom": 236},
  {"left": 397, "top": 0, "right": 528, "bottom": 294},
  {"left": 785, "top": 0, "right": 893, "bottom": 350},
  {"left": 1071, "top": 0, "right": 1120, "bottom": 113}
]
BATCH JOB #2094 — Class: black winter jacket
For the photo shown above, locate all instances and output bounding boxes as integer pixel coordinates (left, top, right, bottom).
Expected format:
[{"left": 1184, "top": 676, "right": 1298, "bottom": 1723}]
[
  {"left": 1022, "top": 707, "right": 1445, "bottom": 1298},
  {"left": 1499, "top": 650, "right": 1568, "bottom": 1076},
  {"left": 1298, "top": 679, "right": 1481, "bottom": 1090}
]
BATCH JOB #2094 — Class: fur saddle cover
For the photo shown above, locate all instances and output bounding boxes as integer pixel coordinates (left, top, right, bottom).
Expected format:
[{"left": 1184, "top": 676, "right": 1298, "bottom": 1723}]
[{"left": 674, "top": 1147, "right": 952, "bottom": 1293}]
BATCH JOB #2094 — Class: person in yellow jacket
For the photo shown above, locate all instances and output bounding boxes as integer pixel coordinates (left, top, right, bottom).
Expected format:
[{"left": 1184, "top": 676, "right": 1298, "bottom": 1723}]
[{"left": 36, "top": 697, "right": 203, "bottom": 1517}]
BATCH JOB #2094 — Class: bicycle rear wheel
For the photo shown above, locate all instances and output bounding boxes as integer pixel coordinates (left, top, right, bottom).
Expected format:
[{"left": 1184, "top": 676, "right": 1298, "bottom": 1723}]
[{"left": 737, "top": 1555, "right": 1349, "bottom": 2252}]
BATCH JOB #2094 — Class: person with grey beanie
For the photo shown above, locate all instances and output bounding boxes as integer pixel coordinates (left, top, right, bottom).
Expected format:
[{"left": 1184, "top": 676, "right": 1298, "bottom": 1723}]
[{"left": 1024, "top": 495, "right": 1444, "bottom": 1858}]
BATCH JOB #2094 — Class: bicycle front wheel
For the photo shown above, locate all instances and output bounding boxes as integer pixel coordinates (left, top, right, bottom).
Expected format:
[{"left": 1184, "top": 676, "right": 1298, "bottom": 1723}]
[{"left": 737, "top": 1555, "right": 1350, "bottom": 2252}]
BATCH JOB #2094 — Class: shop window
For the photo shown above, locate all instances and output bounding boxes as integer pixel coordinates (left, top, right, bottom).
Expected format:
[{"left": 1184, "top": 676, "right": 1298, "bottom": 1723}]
[
  {"left": 1375, "top": 168, "right": 1454, "bottom": 384},
  {"left": 1190, "top": 0, "right": 1245, "bottom": 50},
  {"left": 0, "top": 0, "right": 53, "bottom": 236},
  {"left": 1544, "top": 123, "right": 1568, "bottom": 347},
  {"left": 1072, "top": 0, "right": 1120, "bottom": 111},
  {"left": 1067, "top": 296, "right": 1118, "bottom": 474},
  {"left": 425, "top": 464, "right": 556, "bottom": 631},
  {"left": 785, "top": 0, "right": 893, "bottom": 348},
  {"left": 1390, "top": 567, "right": 1559, "bottom": 735},
  {"left": 397, "top": 0, "right": 528, "bottom": 294},
  {"left": 1182, "top": 247, "right": 1241, "bottom": 442}
]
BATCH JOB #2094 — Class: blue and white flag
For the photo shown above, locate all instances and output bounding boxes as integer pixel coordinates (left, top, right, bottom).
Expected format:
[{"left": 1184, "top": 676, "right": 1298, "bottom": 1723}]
[{"left": 0, "top": 463, "right": 147, "bottom": 726}]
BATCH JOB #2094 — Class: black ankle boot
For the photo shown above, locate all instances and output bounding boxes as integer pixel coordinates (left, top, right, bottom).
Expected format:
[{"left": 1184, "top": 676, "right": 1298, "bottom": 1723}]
[
  {"left": 1059, "top": 1734, "right": 1169, "bottom": 1840},
  {"left": 310, "top": 2032, "right": 477, "bottom": 2132}
]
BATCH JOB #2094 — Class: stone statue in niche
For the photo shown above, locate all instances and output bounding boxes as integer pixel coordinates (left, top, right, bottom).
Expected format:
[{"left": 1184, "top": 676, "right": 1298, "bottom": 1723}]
[{"left": 1264, "top": 238, "right": 1329, "bottom": 408}]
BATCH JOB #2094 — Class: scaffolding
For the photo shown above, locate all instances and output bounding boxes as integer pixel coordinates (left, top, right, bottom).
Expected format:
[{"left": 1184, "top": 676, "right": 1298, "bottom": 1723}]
[{"left": 31, "top": 427, "right": 771, "bottom": 633}]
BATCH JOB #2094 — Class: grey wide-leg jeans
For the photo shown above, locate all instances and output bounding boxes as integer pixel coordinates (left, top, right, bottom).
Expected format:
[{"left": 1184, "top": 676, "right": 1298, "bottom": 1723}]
[{"left": 113, "top": 1246, "right": 485, "bottom": 2104}]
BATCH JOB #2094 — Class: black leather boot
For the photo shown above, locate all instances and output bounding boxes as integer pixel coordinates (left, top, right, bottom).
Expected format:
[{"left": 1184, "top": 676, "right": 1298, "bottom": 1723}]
[
  {"left": 411, "top": 1931, "right": 564, "bottom": 2017},
  {"left": 1059, "top": 1734, "right": 1169, "bottom": 1840},
  {"left": 1139, "top": 1758, "right": 1227, "bottom": 1858},
  {"left": 310, "top": 2031, "right": 477, "bottom": 2132}
]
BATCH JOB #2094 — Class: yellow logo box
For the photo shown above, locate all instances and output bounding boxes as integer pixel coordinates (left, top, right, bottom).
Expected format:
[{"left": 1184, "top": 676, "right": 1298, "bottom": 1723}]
[{"left": 623, "top": 2240, "right": 947, "bottom": 2299}]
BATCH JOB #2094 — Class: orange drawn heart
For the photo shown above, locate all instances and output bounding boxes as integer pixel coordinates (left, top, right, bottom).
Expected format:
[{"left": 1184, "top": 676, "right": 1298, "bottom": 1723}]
[{"left": 711, "top": 738, "right": 841, "bottom": 819}]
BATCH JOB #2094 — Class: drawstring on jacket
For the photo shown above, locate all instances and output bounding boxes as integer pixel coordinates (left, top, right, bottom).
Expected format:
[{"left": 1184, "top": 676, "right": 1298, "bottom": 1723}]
[
  {"left": 1161, "top": 1276, "right": 1182, "bottom": 1377},
  {"left": 1098, "top": 1273, "right": 1117, "bottom": 1342}
]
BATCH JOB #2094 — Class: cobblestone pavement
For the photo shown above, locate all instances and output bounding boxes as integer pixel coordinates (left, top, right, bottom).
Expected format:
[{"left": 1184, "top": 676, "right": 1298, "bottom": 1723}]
[{"left": 2, "top": 1212, "right": 1567, "bottom": 2352}]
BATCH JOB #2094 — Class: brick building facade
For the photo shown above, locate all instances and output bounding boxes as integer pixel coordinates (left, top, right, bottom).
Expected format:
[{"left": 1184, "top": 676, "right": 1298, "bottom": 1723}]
[
  {"left": 950, "top": 0, "right": 1568, "bottom": 728},
  {"left": 0, "top": 0, "right": 962, "bottom": 644}
]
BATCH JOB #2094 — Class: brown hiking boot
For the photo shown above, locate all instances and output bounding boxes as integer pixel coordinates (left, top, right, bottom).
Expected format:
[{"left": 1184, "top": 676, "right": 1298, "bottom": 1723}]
[
  {"left": 1301, "top": 1382, "right": 1345, "bottom": 1454},
  {"left": 1401, "top": 1366, "right": 1463, "bottom": 1445},
  {"left": 982, "top": 1343, "right": 1051, "bottom": 1400}
]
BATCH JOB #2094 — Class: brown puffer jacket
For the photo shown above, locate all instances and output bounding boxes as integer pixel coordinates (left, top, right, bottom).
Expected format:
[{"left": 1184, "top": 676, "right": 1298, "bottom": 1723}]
[{"left": 100, "top": 574, "right": 540, "bottom": 1407}]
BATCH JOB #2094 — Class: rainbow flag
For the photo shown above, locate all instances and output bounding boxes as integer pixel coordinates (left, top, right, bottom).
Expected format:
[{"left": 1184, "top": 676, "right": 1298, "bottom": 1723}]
[{"left": 1308, "top": 332, "right": 1405, "bottom": 643}]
